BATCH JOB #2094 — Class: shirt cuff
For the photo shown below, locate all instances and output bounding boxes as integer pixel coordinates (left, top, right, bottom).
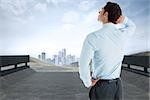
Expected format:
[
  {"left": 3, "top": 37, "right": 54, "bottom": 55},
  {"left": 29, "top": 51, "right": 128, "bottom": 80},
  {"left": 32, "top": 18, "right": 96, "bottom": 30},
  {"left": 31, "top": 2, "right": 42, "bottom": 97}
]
[{"left": 83, "top": 78, "right": 92, "bottom": 88}]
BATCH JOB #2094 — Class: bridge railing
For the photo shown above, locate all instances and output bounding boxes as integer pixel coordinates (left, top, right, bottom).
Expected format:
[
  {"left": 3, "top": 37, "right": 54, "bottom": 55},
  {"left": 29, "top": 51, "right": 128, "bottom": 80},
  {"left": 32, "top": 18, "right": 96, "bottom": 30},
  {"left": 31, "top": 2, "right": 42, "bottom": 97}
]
[
  {"left": 122, "top": 55, "right": 150, "bottom": 76},
  {"left": 0, "top": 55, "right": 30, "bottom": 76}
]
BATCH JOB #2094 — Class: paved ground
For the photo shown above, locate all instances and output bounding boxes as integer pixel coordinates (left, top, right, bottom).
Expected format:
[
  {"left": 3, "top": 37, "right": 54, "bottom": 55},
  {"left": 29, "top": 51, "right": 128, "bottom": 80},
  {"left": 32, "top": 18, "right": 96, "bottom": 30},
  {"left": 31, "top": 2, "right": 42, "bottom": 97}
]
[{"left": 0, "top": 67, "right": 149, "bottom": 100}]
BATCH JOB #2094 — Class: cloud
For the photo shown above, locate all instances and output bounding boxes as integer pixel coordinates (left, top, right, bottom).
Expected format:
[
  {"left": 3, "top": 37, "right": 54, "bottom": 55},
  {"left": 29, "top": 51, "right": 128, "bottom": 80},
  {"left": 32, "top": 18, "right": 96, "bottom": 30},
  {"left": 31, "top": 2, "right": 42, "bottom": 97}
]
[
  {"left": 82, "top": 10, "right": 102, "bottom": 29},
  {"left": 50, "top": 0, "right": 68, "bottom": 7},
  {"left": 0, "top": 0, "right": 28, "bottom": 16},
  {"left": 124, "top": 39, "right": 149, "bottom": 55},
  {"left": 78, "top": 0, "right": 98, "bottom": 11},
  {"left": 131, "top": 7, "right": 148, "bottom": 17},
  {"left": 34, "top": 3, "right": 47, "bottom": 13},
  {"left": 84, "top": 10, "right": 98, "bottom": 23},
  {"left": 0, "top": 0, "right": 36, "bottom": 24},
  {"left": 62, "top": 11, "right": 80, "bottom": 24},
  {"left": 15, "top": 15, "right": 35, "bottom": 24},
  {"left": 46, "top": 0, "right": 51, "bottom": 4},
  {"left": 62, "top": 24, "right": 76, "bottom": 32}
]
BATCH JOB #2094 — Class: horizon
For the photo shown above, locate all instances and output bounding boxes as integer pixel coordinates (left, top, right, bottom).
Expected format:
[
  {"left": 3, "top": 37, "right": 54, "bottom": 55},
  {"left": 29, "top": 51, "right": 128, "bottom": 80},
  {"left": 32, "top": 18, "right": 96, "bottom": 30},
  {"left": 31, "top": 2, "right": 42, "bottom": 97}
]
[{"left": 0, "top": 0, "right": 149, "bottom": 58}]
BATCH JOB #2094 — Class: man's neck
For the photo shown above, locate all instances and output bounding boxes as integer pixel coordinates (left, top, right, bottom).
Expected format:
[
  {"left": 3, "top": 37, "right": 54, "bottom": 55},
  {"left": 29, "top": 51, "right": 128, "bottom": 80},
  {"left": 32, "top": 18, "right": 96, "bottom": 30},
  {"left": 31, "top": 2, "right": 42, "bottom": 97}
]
[{"left": 103, "top": 21, "right": 112, "bottom": 24}]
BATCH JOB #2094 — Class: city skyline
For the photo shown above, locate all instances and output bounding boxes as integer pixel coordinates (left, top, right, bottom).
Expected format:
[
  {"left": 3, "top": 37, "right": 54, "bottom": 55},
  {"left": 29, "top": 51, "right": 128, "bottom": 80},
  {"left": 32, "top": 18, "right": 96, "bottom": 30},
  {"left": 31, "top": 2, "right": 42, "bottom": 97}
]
[
  {"left": 0, "top": 0, "right": 149, "bottom": 58},
  {"left": 38, "top": 48, "right": 78, "bottom": 66}
]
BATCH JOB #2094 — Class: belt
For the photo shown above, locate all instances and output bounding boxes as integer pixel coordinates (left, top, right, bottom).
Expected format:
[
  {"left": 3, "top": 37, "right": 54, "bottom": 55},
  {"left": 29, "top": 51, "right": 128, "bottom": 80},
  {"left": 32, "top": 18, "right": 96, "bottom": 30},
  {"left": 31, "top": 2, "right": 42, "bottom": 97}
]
[
  {"left": 100, "top": 78, "right": 120, "bottom": 83},
  {"left": 92, "top": 77, "right": 120, "bottom": 83}
]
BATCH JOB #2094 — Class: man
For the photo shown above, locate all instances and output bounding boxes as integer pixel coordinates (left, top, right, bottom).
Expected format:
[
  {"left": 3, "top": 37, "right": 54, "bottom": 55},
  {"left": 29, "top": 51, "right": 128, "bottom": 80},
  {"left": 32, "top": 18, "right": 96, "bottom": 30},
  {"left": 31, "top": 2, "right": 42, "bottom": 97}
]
[{"left": 79, "top": 1, "right": 136, "bottom": 100}]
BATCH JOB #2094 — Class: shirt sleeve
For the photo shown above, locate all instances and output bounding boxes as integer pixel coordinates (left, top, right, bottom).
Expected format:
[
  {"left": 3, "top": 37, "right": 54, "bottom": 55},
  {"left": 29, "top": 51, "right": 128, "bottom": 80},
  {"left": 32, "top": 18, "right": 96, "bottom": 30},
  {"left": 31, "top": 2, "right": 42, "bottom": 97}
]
[
  {"left": 79, "top": 35, "right": 95, "bottom": 88},
  {"left": 118, "top": 16, "right": 136, "bottom": 37}
]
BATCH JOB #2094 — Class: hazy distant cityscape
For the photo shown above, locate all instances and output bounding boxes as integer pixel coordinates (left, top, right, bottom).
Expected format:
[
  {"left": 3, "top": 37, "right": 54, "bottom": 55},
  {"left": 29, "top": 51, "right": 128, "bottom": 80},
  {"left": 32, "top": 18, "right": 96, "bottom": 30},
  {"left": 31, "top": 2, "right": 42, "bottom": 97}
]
[{"left": 38, "top": 48, "right": 79, "bottom": 66}]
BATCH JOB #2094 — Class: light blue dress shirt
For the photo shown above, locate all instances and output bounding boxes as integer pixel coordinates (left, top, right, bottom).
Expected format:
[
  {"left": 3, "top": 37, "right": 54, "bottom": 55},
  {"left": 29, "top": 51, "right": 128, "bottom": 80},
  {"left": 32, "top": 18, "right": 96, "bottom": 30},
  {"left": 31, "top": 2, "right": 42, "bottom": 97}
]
[{"left": 79, "top": 17, "right": 136, "bottom": 88}]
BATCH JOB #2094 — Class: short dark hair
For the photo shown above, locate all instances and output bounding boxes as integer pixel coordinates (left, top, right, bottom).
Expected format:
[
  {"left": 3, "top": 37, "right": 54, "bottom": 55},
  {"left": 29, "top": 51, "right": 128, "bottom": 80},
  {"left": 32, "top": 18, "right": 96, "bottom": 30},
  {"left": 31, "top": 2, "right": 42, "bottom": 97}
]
[{"left": 104, "top": 2, "right": 122, "bottom": 24}]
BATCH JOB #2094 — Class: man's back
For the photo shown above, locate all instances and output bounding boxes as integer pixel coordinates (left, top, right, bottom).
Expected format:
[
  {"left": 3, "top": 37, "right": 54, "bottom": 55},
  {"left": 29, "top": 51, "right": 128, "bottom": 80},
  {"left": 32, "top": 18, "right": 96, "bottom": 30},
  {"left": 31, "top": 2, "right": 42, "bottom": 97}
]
[
  {"left": 79, "top": 17, "right": 136, "bottom": 87},
  {"left": 89, "top": 23, "right": 127, "bottom": 79}
]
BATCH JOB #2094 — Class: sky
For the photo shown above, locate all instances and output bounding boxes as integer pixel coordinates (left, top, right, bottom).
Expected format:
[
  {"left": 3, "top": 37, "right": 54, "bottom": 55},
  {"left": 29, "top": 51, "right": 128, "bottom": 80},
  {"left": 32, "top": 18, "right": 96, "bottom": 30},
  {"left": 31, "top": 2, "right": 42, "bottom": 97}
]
[{"left": 0, "top": 0, "right": 149, "bottom": 58}]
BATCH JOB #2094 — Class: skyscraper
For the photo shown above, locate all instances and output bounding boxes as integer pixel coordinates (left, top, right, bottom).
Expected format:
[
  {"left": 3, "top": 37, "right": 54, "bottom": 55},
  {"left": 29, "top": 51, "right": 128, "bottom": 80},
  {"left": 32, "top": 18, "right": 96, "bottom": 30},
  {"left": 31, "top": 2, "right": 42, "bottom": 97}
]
[
  {"left": 62, "top": 48, "right": 66, "bottom": 57},
  {"left": 38, "top": 54, "right": 41, "bottom": 60},
  {"left": 41, "top": 52, "right": 46, "bottom": 61},
  {"left": 52, "top": 55, "right": 59, "bottom": 65},
  {"left": 62, "top": 48, "right": 66, "bottom": 65}
]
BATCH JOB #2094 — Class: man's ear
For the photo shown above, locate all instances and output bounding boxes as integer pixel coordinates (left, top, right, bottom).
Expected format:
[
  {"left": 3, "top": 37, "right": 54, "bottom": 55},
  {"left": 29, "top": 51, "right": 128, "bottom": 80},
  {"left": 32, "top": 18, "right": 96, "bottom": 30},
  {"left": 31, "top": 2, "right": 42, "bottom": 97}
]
[
  {"left": 104, "top": 12, "right": 108, "bottom": 21},
  {"left": 104, "top": 12, "right": 108, "bottom": 18}
]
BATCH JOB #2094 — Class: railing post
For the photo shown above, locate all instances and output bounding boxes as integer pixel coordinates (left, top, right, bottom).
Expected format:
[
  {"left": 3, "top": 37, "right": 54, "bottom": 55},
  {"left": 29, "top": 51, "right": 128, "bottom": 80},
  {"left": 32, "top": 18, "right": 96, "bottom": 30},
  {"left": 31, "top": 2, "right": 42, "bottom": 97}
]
[
  {"left": 128, "top": 64, "right": 130, "bottom": 68},
  {"left": 0, "top": 67, "right": 1, "bottom": 76},
  {"left": 144, "top": 68, "right": 148, "bottom": 73},
  {"left": 15, "top": 64, "right": 17, "bottom": 69},
  {"left": 25, "top": 62, "right": 29, "bottom": 68}
]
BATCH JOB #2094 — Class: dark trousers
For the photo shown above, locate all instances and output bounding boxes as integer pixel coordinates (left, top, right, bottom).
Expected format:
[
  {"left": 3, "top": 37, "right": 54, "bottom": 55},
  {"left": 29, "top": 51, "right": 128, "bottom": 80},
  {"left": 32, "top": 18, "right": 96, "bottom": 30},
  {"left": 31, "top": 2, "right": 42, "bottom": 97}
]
[{"left": 89, "top": 78, "right": 122, "bottom": 100}]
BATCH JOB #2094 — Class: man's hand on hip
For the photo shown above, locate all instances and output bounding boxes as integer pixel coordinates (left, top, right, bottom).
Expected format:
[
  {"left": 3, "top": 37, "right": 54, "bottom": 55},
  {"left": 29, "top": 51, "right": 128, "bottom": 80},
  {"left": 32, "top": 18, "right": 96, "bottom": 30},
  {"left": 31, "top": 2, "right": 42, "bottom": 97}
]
[{"left": 91, "top": 78, "right": 100, "bottom": 86}]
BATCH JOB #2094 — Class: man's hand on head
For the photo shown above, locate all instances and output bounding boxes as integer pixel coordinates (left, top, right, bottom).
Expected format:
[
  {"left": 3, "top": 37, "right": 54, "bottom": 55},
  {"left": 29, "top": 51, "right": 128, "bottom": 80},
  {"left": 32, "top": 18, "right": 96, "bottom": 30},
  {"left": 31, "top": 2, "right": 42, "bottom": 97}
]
[{"left": 116, "top": 15, "right": 125, "bottom": 24}]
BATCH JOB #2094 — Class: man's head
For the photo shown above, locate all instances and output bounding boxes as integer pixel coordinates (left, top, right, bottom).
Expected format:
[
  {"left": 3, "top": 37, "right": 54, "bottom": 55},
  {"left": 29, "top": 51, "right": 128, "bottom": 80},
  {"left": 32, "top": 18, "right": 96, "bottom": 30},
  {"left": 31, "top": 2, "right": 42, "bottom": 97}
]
[{"left": 98, "top": 2, "right": 122, "bottom": 24}]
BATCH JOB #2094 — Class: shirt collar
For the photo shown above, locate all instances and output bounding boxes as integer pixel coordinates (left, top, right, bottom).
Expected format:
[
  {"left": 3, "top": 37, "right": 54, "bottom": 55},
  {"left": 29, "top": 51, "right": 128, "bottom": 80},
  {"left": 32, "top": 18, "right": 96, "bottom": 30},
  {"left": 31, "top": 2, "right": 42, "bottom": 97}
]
[{"left": 103, "top": 23, "right": 116, "bottom": 28}]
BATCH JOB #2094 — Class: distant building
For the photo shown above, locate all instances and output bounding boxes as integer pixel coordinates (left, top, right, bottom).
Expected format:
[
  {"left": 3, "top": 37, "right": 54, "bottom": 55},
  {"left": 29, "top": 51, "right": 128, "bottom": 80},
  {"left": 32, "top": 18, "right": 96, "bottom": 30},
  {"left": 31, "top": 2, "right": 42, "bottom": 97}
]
[
  {"left": 41, "top": 52, "right": 46, "bottom": 61},
  {"left": 70, "top": 62, "right": 79, "bottom": 67},
  {"left": 52, "top": 55, "right": 58, "bottom": 65},
  {"left": 51, "top": 55, "right": 56, "bottom": 64},
  {"left": 71, "top": 55, "right": 75, "bottom": 62},
  {"left": 62, "top": 49, "right": 66, "bottom": 65},
  {"left": 46, "top": 58, "right": 51, "bottom": 63},
  {"left": 66, "top": 54, "right": 71, "bottom": 64},
  {"left": 38, "top": 55, "right": 41, "bottom": 60},
  {"left": 62, "top": 48, "right": 66, "bottom": 57},
  {"left": 66, "top": 54, "right": 77, "bottom": 65}
]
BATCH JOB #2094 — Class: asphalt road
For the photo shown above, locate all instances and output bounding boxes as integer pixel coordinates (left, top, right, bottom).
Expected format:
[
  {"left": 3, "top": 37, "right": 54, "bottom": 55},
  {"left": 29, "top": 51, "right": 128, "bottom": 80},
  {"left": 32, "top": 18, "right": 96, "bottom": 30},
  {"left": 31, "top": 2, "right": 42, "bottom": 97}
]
[{"left": 0, "top": 68, "right": 149, "bottom": 100}]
